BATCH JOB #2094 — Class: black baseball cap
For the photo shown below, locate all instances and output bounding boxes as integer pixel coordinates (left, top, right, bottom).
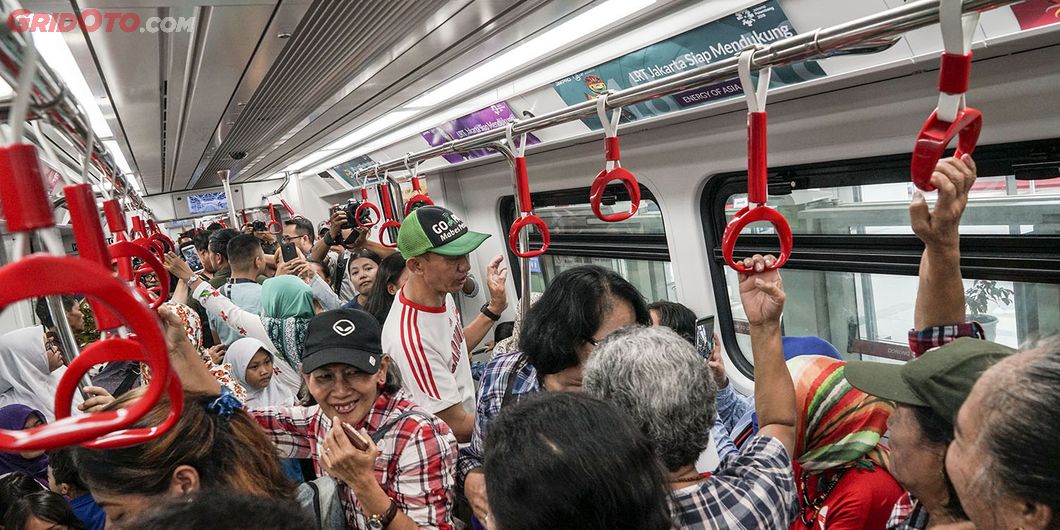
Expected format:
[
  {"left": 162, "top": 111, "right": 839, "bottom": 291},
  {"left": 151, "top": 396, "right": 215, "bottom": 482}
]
[
  {"left": 845, "top": 337, "right": 1015, "bottom": 423},
  {"left": 301, "top": 309, "right": 384, "bottom": 374}
]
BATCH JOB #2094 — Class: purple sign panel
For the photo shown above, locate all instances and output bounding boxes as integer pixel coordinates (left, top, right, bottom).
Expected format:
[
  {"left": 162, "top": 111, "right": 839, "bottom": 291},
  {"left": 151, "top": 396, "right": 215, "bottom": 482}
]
[{"left": 421, "top": 102, "right": 540, "bottom": 164}]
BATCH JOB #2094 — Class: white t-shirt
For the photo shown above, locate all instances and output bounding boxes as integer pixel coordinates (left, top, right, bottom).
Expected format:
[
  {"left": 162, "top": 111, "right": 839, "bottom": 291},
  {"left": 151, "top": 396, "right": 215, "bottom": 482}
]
[{"left": 382, "top": 288, "right": 475, "bottom": 415}]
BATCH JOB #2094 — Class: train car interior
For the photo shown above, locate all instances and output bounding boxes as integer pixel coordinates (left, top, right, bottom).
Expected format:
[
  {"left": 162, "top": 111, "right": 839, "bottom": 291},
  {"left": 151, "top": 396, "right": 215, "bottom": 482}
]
[{"left": 0, "top": 0, "right": 1057, "bottom": 529}]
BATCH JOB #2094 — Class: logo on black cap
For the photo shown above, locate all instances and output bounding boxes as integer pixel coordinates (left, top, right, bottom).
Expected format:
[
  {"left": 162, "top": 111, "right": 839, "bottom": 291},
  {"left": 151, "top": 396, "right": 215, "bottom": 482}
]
[{"left": 332, "top": 319, "right": 355, "bottom": 337}]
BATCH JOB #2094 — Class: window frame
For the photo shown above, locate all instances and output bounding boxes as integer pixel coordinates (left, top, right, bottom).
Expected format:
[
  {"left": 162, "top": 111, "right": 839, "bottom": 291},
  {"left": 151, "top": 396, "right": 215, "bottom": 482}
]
[
  {"left": 701, "top": 138, "right": 1060, "bottom": 377},
  {"left": 500, "top": 183, "right": 668, "bottom": 297}
]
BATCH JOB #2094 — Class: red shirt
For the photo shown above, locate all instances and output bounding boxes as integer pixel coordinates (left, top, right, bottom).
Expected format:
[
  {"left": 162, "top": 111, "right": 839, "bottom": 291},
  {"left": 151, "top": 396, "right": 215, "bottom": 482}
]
[{"left": 791, "top": 465, "right": 905, "bottom": 530}]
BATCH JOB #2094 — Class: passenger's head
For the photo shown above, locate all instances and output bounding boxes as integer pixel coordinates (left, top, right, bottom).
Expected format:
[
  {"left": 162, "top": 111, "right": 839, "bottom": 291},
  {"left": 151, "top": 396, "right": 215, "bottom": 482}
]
[
  {"left": 261, "top": 276, "right": 315, "bottom": 320},
  {"left": 46, "top": 448, "right": 87, "bottom": 497},
  {"left": 398, "top": 206, "right": 489, "bottom": 295},
  {"left": 0, "top": 404, "right": 48, "bottom": 462},
  {"left": 226, "top": 338, "right": 274, "bottom": 391},
  {"left": 306, "top": 259, "right": 330, "bottom": 283},
  {"left": 282, "top": 218, "right": 314, "bottom": 255},
  {"left": 227, "top": 234, "right": 266, "bottom": 276},
  {"left": 484, "top": 392, "right": 673, "bottom": 530},
  {"left": 207, "top": 229, "right": 239, "bottom": 272},
  {"left": 362, "top": 253, "right": 407, "bottom": 325},
  {"left": 584, "top": 325, "right": 716, "bottom": 472},
  {"left": 191, "top": 230, "right": 213, "bottom": 270},
  {"left": 647, "top": 300, "right": 696, "bottom": 344},
  {"left": 787, "top": 355, "right": 893, "bottom": 474},
  {"left": 4, "top": 490, "right": 85, "bottom": 530},
  {"left": 129, "top": 490, "right": 312, "bottom": 530},
  {"left": 520, "top": 265, "right": 649, "bottom": 391},
  {"left": 846, "top": 338, "right": 1014, "bottom": 516},
  {"left": 300, "top": 309, "right": 399, "bottom": 426},
  {"left": 74, "top": 389, "right": 294, "bottom": 529},
  {"left": 947, "top": 341, "right": 1060, "bottom": 530},
  {"left": 347, "top": 249, "right": 381, "bottom": 296},
  {"left": 34, "top": 296, "right": 83, "bottom": 333},
  {"left": 0, "top": 473, "right": 44, "bottom": 523}
]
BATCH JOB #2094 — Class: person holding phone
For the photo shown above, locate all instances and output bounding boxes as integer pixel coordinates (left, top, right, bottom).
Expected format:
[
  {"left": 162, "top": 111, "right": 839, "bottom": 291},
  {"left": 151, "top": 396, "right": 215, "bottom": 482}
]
[{"left": 166, "top": 308, "right": 459, "bottom": 530}]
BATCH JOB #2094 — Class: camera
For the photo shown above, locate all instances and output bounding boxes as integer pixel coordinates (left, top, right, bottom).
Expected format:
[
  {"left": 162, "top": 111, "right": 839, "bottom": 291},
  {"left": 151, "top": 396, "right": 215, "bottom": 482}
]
[
  {"left": 341, "top": 199, "right": 374, "bottom": 228},
  {"left": 252, "top": 220, "right": 266, "bottom": 232}
]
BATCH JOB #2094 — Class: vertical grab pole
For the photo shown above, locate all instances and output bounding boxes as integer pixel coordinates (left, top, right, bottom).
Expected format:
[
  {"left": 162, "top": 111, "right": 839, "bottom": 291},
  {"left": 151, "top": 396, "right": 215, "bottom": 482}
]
[
  {"left": 40, "top": 286, "right": 90, "bottom": 398},
  {"left": 218, "top": 169, "right": 240, "bottom": 229}
]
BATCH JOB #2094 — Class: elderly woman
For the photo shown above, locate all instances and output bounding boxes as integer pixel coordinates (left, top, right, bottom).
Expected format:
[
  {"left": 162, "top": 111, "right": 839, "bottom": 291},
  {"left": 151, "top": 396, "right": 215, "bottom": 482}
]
[
  {"left": 169, "top": 307, "right": 458, "bottom": 530},
  {"left": 457, "top": 265, "right": 649, "bottom": 522},
  {"left": 944, "top": 340, "right": 1060, "bottom": 530},
  {"left": 584, "top": 255, "right": 798, "bottom": 529}
]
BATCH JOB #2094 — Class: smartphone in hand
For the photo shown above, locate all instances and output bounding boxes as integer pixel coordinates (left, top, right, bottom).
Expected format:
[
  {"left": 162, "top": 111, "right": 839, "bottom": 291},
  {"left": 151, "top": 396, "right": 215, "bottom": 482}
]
[
  {"left": 341, "top": 422, "right": 370, "bottom": 451},
  {"left": 280, "top": 242, "right": 299, "bottom": 262}
]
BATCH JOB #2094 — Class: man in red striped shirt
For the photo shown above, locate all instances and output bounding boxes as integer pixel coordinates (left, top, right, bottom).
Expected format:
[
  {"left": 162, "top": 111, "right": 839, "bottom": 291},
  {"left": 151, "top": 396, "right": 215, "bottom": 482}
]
[{"left": 382, "top": 206, "right": 507, "bottom": 442}]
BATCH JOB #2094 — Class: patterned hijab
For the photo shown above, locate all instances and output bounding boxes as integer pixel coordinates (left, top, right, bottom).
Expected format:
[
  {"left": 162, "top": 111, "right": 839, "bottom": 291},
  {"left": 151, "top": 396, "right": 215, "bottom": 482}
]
[
  {"left": 789, "top": 355, "right": 893, "bottom": 473},
  {"left": 146, "top": 303, "right": 246, "bottom": 401},
  {"left": 260, "top": 276, "right": 314, "bottom": 368}
]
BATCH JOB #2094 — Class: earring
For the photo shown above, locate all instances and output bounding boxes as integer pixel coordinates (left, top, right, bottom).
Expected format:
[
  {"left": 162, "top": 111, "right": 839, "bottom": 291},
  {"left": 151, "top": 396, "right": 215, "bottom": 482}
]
[{"left": 377, "top": 380, "right": 385, "bottom": 390}]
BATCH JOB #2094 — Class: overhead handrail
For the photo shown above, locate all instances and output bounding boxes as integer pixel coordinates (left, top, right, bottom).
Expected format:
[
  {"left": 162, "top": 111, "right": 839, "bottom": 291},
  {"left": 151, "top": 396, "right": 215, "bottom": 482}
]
[
  {"left": 589, "top": 93, "right": 640, "bottom": 222},
  {"left": 911, "top": 0, "right": 982, "bottom": 191},
  {"left": 342, "top": 0, "right": 1015, "bottom": 186},
  {"left": 376, "top": 166, "right": 401, "bottom": 248},
  {"left": 403, "top": 153, "right": 434, "bottom": 215},
  {"left": 721, "top": 47, "right": 793, "bottom": 273},
  {"left": 506, "top": 122, "right": 549, "bottom": 258}
]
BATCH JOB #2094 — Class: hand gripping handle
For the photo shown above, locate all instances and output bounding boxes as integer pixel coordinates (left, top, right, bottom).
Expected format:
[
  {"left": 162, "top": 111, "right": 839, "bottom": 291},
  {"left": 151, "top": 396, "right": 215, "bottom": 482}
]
[
  {"left": 910, "top": 107, "right": 982, "bottom": 191},
  {"left": 509, "top": 156, "right": 549, "bottom": 257},
  {"left": 109, "top": 241, "right": 171, "bottom": 308},
  {"left": 590, "top": 166, "right": 641, "bottom": 222},
  {"left": 0, "top": 255, "right": 172, "bottom": 451},
  {"left": 721, "top": 205, "right": 793, "bottom": 272},
  {"left": 404, "top": 176, "right": 434, "bottom": 215}
]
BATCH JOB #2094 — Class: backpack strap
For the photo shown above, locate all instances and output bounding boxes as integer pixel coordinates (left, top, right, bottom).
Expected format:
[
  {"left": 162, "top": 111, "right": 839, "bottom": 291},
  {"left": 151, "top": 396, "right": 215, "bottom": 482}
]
[
  {"left": 501, "top": 355, "right": 530, "bottom": 410},
  {"left": 370, "top": 410, "right": 434, "bottom": 444}
]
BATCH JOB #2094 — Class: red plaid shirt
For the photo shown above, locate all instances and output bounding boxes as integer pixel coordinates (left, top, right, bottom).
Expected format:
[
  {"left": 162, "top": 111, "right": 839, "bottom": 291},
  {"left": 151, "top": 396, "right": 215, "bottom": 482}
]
[{"left": 252, "top": 389, "right": 458, "bottom": 529}]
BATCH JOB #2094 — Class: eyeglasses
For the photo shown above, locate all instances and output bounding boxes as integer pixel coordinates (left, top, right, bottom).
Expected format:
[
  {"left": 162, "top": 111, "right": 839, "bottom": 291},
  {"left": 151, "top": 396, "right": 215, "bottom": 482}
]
[{"left": 281, "top": 234, "right": 306, "bottom": 243}]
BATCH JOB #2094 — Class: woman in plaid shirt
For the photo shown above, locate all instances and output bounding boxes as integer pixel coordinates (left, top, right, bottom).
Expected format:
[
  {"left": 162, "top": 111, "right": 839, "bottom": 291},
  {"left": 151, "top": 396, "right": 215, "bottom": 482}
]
[{"left": 170, "top": 308, "right": 459, "bottom": 530}]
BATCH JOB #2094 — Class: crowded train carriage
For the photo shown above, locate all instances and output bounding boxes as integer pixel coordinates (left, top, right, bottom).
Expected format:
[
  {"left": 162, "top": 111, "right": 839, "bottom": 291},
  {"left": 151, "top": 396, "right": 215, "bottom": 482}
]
[{"left": 0, "top": 0, "right": 1057, "bottom": 529}]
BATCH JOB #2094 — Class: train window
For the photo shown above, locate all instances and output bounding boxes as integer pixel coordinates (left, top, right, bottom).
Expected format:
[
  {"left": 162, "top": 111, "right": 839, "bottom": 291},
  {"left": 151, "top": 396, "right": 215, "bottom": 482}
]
[
  {"left": 703, "top": 139, "right": 1060, "bottom": 375},
  {"left": 501, "top": 184, "right": 675, "bottom": 301}
]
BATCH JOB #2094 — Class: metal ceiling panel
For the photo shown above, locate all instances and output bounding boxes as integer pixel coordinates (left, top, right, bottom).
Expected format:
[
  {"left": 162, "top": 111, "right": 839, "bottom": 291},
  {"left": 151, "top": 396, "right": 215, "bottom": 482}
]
[{"left": 193, "top": 0, "right": 447, "bottom": 188}]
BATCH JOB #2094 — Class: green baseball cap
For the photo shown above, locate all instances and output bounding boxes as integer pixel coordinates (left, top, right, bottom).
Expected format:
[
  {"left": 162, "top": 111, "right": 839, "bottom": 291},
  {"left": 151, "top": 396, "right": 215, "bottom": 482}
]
[
  {"left": 845, "top": 337, "right": 1015, "bottom": 423},
  {"left": 397, "top": 205, "right": 490, "bottom": 259}
]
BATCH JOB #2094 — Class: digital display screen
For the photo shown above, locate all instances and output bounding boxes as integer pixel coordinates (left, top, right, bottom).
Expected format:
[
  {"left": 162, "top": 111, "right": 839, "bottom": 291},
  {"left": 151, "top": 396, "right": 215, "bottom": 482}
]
[
  {"left": 695, "top": 316, "right": 715, "bottom": 358},
  {"left": 186, "top": 191, "right": 228, "bottom": 215},
  {"left": 180, "top": 244, "right": 204, "bottom": 273}
]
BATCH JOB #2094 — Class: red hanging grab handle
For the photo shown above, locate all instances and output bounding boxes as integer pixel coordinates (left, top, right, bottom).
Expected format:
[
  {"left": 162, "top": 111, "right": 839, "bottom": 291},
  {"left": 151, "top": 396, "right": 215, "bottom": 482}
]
[
  {"left": 109, "top": 241, "right": 170, "bottom": 308},
  {"left": 911, "top": 2, "right": 981, "bottom": 191},
  {"left": 0, "top": 142, "right": 176, "bottom": 450},
  {"left": 241, "top": 209, "right": 248, "bottom": 225},
  {"left": 355, "top": 187, "right": 381, "bottom": 228},
  {"left": 505, "top": 127, "right": 549, "bottom": 258},
  {"left": 65, "top": 185, "right": 124, "bottom": 331},
  {"left": 377, "top": 183, "right": 400, "bottom": 248},
  {"left": 279, "top": 198, "right": 299, "bottom": 219},
  {"left": 267, "top": 203, "right": 282, "bottom": 234},
  {"left": 590, "top": 95, "right": 640, "bottom": 222},
  {"left": 403, "top": 157, "right": 435, "bottom": 215},
  {"left": 721, "top": 49, "right": 792, "bottom": 273}
]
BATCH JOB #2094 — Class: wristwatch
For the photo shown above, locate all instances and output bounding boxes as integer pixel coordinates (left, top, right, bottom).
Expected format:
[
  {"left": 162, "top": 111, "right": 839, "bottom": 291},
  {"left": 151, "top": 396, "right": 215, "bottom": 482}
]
[
  {"left": 480, "top": 304, "right": 501, "bottom": 321},
  {"left": 367, "top": 500, "right": 398, "bottom": 529}
]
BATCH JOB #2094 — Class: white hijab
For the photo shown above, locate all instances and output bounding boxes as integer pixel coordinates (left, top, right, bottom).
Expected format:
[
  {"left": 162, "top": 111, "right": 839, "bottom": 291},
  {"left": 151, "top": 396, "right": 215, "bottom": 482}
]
[
  {"left": 0, "top": 326, "right": 83, "bottom": 421},
  {"left": 226, "top": 337, "right": 299, "bottom": 407}
]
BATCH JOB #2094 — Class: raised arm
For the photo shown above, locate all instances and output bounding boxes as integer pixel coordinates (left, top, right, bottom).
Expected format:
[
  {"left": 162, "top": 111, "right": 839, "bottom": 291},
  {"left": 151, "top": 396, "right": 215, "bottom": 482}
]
[
  {"left": 737, "top": 254, "right": 796, "bottom": 455},
  {"left": 462, "top": 255, "right": 508, "bottom": 350},
  {"left": 910, "top": 155, "right": 977, "bottom": 329}
]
